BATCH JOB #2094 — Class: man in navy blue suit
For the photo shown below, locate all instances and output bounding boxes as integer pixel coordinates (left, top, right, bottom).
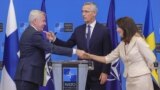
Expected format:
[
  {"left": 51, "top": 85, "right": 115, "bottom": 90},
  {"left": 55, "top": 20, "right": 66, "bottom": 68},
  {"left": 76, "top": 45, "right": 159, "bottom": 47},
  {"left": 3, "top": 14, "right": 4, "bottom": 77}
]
[
  {"left": 52, "top": 2, "right": 112, "bottom": 90},
  {"left": 14, "top": 10, "right": 84, "bottom": 90}
]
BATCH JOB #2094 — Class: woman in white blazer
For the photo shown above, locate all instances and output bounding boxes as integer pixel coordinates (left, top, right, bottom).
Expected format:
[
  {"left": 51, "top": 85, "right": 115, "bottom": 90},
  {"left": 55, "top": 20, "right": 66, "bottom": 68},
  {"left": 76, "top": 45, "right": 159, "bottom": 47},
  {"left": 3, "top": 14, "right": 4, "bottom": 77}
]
[{"left": 83, "top": 17, "right": 156, "bottom": 90}]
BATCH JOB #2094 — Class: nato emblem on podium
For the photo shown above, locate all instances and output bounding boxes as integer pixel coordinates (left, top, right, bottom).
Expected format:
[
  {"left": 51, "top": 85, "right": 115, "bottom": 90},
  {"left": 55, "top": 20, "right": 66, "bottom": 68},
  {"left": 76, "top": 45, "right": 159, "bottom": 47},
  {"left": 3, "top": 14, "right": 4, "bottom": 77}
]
[{"left": 62, "top": 64, "right": 78, "bottom": 90}]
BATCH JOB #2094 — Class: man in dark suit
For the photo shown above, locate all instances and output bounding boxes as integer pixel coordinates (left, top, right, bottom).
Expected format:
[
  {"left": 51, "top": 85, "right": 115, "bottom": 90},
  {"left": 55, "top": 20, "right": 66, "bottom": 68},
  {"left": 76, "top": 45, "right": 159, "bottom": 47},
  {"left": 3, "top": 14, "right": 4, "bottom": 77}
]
[
  {"left": 52, "top": 2, "right": 112, "bottom": 90},
  {"left": 14, "top": 10, "right": 84, "bottom": 90}
]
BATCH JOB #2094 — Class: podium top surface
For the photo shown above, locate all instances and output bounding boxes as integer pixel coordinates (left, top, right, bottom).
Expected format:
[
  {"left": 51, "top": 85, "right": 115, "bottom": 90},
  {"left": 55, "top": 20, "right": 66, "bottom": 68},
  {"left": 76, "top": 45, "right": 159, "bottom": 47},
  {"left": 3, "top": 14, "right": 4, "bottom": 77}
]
[{"left": 52, "top": 60, "right": 89, "bottom": 64}]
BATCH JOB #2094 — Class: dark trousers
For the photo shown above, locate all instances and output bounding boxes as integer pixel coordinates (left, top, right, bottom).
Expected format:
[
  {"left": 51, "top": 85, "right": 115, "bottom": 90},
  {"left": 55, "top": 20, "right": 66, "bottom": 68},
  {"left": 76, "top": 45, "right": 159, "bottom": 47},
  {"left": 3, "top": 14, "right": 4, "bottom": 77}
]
[
  {"left": 85, "top": 73, "right": 106, "bottom": 90},
  {"left": 15, "top": 80, "right": 39, "bottom": 90}
]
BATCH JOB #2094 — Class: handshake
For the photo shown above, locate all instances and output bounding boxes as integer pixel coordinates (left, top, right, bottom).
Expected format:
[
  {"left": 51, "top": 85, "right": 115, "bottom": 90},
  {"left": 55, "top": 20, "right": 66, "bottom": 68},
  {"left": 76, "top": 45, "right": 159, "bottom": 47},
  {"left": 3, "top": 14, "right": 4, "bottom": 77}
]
[
  {"left": 44, "top": 31, "right": 92, "bottom": 60},
  {"left": 75, "top": 49, "right": 92, "bottom": 60}
]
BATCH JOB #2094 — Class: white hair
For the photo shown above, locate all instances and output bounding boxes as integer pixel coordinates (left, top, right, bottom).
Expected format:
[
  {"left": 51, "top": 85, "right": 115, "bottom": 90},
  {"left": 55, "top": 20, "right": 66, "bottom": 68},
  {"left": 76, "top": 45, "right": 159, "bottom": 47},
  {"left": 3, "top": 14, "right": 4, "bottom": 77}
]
[
  {"left": 29, "top": 10, "right": 45, "bottom": 23},
  {"left": 83, "top": 2, "right": 98, "bottom": 13}
]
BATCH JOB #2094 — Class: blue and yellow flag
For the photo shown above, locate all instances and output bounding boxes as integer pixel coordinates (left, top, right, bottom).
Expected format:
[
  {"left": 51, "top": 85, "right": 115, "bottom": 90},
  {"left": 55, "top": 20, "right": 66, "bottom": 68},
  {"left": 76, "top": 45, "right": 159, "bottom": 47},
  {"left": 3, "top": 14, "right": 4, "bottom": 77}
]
[{"left": 143, "top": 0, "right": 159, "bottom": 88}]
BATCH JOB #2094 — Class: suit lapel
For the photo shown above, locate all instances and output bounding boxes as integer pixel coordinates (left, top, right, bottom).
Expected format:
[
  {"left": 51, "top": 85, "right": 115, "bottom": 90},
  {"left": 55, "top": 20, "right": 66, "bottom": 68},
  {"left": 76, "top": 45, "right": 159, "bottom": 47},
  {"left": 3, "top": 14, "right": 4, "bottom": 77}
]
[
  {"left": 126, "top": 36, "right": 137, "bottom": 54},
  {"left": 82, "top": 24, "right": 87, "bottom": 40},
  {"left": 89, "top": 23, "right": 98, "bottom": 48},
  {"left": 121, "top": 42, "right": 126, "bottom": 56},
  {"left": 81, "top": 24, "right": 88, "bottom": 50}
]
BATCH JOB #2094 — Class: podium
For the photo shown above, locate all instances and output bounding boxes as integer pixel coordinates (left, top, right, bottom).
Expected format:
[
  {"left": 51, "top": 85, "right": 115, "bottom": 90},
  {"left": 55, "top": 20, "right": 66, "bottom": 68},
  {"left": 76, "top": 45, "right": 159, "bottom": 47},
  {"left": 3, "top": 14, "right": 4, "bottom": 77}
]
[{"left": 52, "top": 60, "right": 89, "bottom": 90}]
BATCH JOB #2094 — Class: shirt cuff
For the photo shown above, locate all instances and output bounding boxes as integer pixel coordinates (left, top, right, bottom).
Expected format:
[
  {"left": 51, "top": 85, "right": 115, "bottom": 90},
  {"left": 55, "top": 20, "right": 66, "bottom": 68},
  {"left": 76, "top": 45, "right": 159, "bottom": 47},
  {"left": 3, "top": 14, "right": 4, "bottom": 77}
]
[
  {"left": 50, "top": 37, "right": 56, "bottom": 43},
  {"left": 52, "top": 37, "right": 56, "bottom": 42},
  {"left": 73, "top": 48, "right": 76, "bottom": 54}
]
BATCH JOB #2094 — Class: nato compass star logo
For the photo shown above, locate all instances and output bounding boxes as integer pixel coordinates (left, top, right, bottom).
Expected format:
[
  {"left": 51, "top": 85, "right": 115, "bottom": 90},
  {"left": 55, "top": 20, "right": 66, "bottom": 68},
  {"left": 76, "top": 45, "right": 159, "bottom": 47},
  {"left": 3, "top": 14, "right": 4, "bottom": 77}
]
[
  {"left": 107, "top": 59, "right": 121, "bottom": 82},
  {"left": 63, "top": 68, "right": 77, "bottom": 82}
]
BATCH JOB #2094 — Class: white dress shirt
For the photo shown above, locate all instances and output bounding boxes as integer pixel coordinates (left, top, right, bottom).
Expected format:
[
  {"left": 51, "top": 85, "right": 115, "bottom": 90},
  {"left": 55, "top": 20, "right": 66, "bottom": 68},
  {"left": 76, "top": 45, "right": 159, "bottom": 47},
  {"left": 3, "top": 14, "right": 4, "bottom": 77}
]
[{"left": 86, "top": 20, "right": 96, "bottom": 38}]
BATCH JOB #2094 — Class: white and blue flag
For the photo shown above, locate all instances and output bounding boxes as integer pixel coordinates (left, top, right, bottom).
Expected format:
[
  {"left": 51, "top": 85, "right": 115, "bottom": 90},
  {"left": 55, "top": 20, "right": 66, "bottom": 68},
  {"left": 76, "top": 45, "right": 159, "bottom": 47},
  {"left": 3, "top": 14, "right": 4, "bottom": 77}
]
[{"left": 0, "top": 0, "right": 19, "bottom": 90}]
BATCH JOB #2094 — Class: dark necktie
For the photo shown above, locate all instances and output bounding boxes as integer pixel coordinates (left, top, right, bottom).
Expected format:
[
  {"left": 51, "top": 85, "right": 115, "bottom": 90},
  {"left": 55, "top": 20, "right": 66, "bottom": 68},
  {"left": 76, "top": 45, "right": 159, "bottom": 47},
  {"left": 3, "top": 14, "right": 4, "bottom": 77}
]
[
  {"left": 86, "top": 25, "right": 91, "bottom": 51},
  {"left": 86, "top": 25, "right": 94, "bottom": 70}
]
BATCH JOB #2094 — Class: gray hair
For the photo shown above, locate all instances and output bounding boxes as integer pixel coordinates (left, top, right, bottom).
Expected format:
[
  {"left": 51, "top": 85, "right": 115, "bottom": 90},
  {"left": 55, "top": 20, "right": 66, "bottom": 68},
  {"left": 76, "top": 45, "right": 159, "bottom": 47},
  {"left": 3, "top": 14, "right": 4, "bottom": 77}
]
[
  {"left": 83, "top": 2, "right": 98, "bottom": 13},
  {"left": 29, "top": 10, "right": 45, "bottom": 23}
]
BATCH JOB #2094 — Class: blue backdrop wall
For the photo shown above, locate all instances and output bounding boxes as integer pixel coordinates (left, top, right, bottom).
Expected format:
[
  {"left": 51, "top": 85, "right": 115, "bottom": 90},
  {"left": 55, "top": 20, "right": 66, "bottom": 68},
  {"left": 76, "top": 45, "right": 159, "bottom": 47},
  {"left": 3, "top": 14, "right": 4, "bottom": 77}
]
[
  {"left": 0, "top": 0, "right": 160, "bottom": 60},
  {"left": 0, "top": 0, "right": 160, "bottom": 90}
]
